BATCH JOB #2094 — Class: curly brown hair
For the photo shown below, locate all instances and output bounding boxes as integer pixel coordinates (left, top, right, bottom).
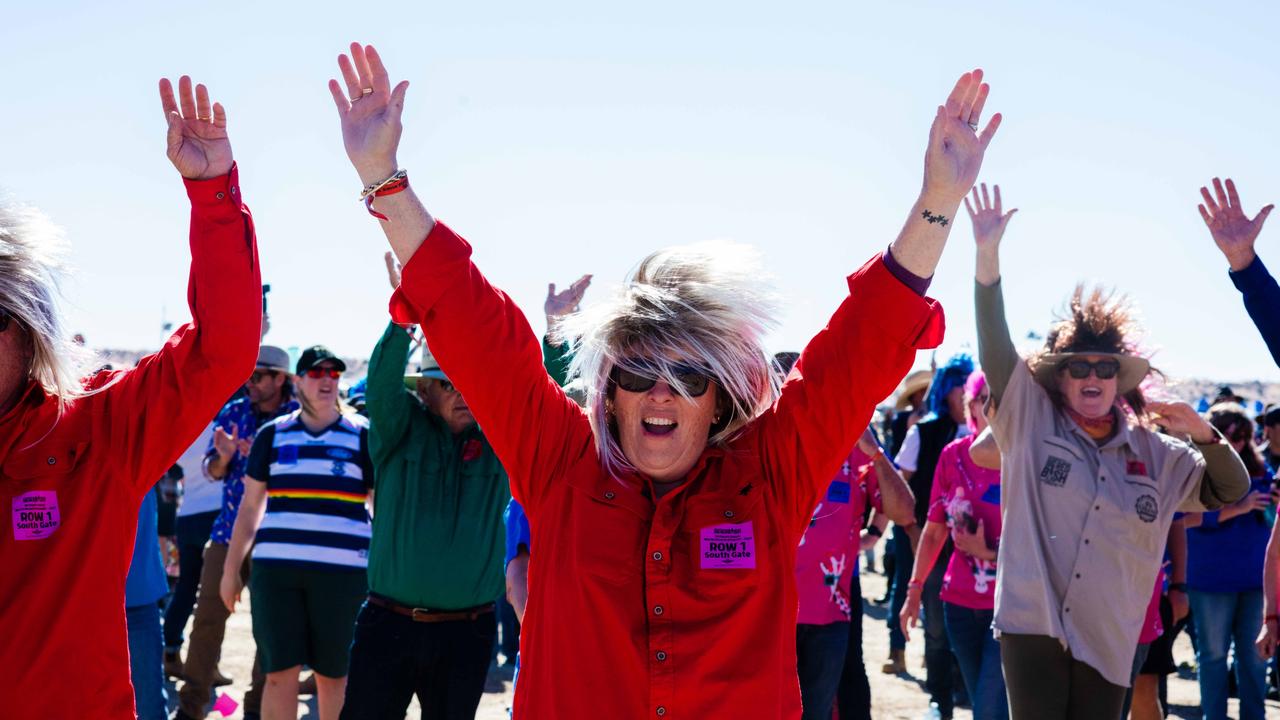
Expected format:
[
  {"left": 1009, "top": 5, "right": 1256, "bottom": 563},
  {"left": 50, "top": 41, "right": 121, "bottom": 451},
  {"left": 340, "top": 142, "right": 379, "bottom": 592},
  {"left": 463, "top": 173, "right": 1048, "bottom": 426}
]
[{"left": 1032, "top": 284, "right": 1157, "bottom": 417}]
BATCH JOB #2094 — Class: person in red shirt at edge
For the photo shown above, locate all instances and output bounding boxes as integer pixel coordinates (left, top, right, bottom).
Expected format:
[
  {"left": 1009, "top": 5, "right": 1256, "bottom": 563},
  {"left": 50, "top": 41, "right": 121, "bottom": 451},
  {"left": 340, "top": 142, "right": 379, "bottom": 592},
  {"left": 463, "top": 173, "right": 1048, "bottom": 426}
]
[
  {"left": 327, "top": 41, "right": 1002, "bottom": 719},
  {"left": 0, "top": 76, "right": 261, "bottom": 719}
]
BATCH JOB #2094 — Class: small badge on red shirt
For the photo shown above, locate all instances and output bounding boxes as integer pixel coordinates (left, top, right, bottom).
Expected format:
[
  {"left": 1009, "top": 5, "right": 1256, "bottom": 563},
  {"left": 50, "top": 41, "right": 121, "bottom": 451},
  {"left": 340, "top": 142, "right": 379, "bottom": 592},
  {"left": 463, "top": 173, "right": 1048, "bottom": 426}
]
[
  {"left": 12, "top": 490, "right": 60, "bottom": 541},
  {"left": 700, "top": 521, "right": 756, "bottom": 569},
  {"left": 462, "top": 438, "right": 482, "bottom": 462},
  {"left": 1127, "top": 459, "right": 1148, "bottom": 476}
]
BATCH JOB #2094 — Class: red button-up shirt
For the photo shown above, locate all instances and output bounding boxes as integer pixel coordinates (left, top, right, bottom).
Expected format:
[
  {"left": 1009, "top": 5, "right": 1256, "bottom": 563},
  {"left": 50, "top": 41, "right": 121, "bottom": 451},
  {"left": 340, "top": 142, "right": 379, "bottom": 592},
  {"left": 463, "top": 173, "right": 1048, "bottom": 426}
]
[
  {"left": 390, "top": 222, "right": 943, "bottom": 719},
  {"left": 0, "top": 168, "right": 261, "bottom": 719}
]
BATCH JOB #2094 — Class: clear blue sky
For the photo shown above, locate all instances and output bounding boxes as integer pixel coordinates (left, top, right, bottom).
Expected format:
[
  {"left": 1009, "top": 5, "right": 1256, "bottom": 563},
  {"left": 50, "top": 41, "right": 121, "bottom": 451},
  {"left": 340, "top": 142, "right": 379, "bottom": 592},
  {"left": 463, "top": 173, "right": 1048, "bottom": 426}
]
[{"left": 4, "top": 1, "right": 1277, "bottom": 383}]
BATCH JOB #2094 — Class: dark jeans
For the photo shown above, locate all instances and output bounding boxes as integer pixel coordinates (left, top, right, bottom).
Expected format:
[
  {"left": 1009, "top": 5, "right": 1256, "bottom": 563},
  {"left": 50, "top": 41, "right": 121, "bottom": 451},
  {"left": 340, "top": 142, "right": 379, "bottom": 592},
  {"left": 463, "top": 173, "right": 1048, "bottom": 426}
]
[
  {"left": 923, "top": 541, "right": 955, "bottom": 714},
  {"left": 838, "top": 574, "right": 872, "bottom": 720},
  {"left": 163, "top": 510, "right": 217, "bottom": 651},
  {"left": 797, "top": 622, "right": 849, "bottom": 720},
  {"left": 340, "top": 600, "right": 496, "bottom": 720},
  {"left": 127, "top": 602, "right": 168, "bottom": 720},
  {"left": 943, "top": 603, "right": 1007, "bottom": 720},
  {"left": 887, "top": 524, "right": 913, "bottom": 650},
  {"left": 1000, "top": 633, "right": 1126, "bottom": 720}
]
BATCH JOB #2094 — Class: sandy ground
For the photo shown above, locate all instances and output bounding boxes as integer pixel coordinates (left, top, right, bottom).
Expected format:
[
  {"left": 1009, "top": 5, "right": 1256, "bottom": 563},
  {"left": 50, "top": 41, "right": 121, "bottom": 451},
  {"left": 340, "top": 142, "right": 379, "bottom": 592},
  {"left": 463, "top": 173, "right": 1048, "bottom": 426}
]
[{"left": 176, "top": 550, "right": 1279, "bottom": 719}]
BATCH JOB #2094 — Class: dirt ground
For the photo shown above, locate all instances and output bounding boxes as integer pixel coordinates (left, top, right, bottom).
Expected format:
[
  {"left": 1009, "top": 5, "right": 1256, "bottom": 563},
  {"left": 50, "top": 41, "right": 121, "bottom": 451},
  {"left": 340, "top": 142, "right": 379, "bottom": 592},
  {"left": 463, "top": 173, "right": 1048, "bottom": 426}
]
[{"left": 184, "top": 549, "right": 1278, "bottom": 719}]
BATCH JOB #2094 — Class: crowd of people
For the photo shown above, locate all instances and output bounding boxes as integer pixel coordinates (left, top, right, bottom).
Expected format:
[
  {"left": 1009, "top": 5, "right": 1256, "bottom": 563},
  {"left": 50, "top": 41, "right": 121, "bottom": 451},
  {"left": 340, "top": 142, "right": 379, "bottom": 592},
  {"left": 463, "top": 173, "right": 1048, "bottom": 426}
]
[{"left": 3, "top": 41, "right": 1280, "bottom": 720}]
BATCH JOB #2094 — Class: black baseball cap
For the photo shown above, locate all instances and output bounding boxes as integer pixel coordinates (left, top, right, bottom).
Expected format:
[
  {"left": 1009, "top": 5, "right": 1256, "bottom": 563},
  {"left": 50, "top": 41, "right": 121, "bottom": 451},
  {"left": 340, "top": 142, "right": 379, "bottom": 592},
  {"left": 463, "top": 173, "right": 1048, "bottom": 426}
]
[
  {"left": 1264, "top": 404, "right": 1280, "bottom": 427},
  {"left": 296, "top": 345, "right": 347, "bottom": 374}
]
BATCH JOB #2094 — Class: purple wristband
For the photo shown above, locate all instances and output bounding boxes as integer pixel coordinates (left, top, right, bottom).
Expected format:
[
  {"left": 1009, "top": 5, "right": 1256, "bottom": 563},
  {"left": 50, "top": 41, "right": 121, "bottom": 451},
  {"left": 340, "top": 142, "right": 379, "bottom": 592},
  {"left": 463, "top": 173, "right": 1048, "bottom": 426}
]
[{"left": 882, "top": 247, "right": 932, "bottom": 296}]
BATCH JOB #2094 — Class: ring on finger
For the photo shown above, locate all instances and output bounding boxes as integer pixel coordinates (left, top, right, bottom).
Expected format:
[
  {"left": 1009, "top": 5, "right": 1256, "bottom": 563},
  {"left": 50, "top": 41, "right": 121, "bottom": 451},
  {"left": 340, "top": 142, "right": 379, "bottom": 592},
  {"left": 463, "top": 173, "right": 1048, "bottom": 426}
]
[{"left": 967, "top": 120, "right": 979, "bottom": 131}]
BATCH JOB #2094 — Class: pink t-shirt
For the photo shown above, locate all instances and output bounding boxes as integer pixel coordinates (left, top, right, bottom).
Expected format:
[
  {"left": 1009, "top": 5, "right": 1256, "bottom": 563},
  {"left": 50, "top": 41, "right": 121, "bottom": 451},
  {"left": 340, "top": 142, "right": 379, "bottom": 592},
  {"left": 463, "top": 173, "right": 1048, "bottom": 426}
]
[
  {"left": 928, "top": 435, "right": 1002, "bottom": 610},
  {"left": 795, "top": 448, "right": 879, "bottom": 626},
  {"left": 1139, "top": 568, "right": 1166, "bottom": 644}
]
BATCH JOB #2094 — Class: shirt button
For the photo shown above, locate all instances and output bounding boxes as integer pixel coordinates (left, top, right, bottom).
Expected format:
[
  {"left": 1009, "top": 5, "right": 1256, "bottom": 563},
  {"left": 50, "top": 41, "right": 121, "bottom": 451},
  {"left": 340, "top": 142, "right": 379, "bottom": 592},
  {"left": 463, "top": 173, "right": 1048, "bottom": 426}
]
[
  {"left": 216, "top": 191, "right": 225, "bottom": 200},
  {"left": 1065, "top": 607, "right": 1071, "bottom": 613},
  {"left": 657, "top": 707, "right": 666, "bottom": 716},
  {"left": 47, "top": 457, "right": 56, "bottom": 465},
  {"left": 724, "top": 510, "right": 735, "bottom": 518},
  {"left": 1094, "top": 505, "right": 1100, "bottom": 511},
  {"left": 1075, "top": 573, "right": 1081, "bottom": 579},
  {"left": 1084, "top": 539, "right": 1090, "bottom": 545},
  {"left": 231, "top": 186, "right": 238, "bottom": 194},
  {"left": 652, "top": 551, "right": 663, "bottom": 561},
  {"left": 656, "top": 651, "right": 667, "bottom": 661},
  {"left": 653, "top": 605, "right": 664, "bottom": 616},
  {"left": 604, "top": 491, "right": 615, "bottom": 500}
]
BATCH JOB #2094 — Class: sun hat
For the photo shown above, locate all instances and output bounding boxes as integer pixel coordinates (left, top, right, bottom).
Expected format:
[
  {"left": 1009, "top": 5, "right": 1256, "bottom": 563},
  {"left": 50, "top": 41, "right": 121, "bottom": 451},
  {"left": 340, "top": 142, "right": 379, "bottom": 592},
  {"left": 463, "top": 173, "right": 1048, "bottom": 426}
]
[
  {"left": 403, "top": 340, "right": 448, "bottom": 390},
  {"left": 893, "top": 370, "right": 934, "bottom": 410}
]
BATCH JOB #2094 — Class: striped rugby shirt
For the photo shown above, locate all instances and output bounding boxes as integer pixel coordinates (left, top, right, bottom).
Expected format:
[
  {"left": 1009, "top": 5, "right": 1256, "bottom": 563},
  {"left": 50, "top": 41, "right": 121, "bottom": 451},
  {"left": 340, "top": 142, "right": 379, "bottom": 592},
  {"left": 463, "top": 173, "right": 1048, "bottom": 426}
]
[{"left": 244, "top": 411, "right": 374, "bottom": 570}]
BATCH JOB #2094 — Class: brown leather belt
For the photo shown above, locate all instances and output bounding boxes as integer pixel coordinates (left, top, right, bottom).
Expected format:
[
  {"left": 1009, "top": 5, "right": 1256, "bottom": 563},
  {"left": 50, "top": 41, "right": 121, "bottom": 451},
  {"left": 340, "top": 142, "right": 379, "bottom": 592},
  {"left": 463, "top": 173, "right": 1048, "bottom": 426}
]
[{"left": 366, "top": 593, "right": 495, "bottom": 623}]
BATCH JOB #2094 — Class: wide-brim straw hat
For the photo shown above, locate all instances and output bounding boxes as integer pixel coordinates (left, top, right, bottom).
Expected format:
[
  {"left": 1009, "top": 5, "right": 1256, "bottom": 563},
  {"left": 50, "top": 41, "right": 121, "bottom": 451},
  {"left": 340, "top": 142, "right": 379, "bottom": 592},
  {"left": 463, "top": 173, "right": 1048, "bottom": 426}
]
[
  {"left": 1031, "top": 352, "right": 1150, "bottom": 395},
  {"left": 893, "top": 370, "right": 934, "bottom": 410}
]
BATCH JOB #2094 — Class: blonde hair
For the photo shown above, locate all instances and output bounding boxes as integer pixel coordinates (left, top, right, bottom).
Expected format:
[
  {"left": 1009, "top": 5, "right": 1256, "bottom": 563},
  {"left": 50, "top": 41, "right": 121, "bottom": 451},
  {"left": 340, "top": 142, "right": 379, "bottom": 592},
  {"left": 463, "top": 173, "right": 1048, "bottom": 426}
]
[
  {"left": 0, "top": 199, "right": 93, "bottom": 410},
  {"left": 556, "top": 240, "right": 781, "bottom": 478}
]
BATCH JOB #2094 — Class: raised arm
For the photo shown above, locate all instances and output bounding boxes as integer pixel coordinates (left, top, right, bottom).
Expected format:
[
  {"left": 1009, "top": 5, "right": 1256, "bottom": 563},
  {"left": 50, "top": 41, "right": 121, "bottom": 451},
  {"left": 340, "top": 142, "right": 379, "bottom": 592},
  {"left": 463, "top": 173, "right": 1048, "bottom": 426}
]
[
  {"left": 329, "top": 43, "right": 591, "bottom": 513},
  {"left": 544, "top": 275, "right": 591, "bottom": 386},
  {"left": 104, "top": 75, "right": 260, "bottom": 497},
  {"left": 968, "top": 183, "right": 1019, "bottom": 404},
  {"left": 759, "top": 71, "right": 997, "bottom": 523},
  {"left": 1197, "top": 177, "right": 1280, "bottom": 368},
  {"left": 858, "top": 428, "right": 915, "bottom": 526},
  {"left": 366, "top": 320, "right": 416, "bottom": 463}
]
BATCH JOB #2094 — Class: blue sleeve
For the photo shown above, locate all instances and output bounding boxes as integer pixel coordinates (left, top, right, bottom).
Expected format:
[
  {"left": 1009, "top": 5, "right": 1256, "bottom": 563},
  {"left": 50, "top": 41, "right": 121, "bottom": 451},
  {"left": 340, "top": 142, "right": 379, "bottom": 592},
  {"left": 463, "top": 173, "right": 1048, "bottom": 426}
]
[
  {"left": 505, "top": 499, "right": 531, "bottom": 565},
  {"left": 1229, "top": 255, "right": 1280, "bottom": 368}
]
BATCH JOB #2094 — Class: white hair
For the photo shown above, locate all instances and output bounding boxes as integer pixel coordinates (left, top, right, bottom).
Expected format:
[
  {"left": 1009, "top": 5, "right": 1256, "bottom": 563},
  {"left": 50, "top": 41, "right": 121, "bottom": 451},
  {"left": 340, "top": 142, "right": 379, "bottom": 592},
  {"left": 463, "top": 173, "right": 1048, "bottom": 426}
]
[
  {"left": 556, "top": 240, "right": 781, "bottom": 479},
  {"left": 0, "top": 199, "right": 92, "bottom": 409}
]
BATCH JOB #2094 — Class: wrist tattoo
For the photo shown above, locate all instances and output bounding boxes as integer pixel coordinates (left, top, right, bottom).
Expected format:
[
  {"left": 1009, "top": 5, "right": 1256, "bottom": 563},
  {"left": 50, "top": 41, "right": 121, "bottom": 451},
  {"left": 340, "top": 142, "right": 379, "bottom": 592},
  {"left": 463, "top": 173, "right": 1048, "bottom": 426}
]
[{"left": 921, "top": 209, "right": 949, "bottom": 227}]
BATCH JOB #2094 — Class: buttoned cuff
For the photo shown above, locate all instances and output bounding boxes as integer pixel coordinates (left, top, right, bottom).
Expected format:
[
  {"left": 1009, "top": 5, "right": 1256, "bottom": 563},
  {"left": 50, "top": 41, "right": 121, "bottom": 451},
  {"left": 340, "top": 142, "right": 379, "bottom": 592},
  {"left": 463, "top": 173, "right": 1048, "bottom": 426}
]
[
  {"left": 184, "top": 163, "right": 245, "bottom": 219},
  {"left": 847, "top": 254, "right": 946, "bottom": 350},
  {"left": 389, "top": 221, "right": 472, "bottom": 327}
]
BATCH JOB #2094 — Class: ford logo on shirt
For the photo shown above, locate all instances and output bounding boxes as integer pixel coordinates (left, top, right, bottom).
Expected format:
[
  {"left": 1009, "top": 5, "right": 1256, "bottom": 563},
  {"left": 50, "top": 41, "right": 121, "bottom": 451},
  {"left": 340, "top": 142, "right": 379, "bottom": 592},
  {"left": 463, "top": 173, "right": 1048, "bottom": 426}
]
[{"left": 326, "top": 448, "right": 355, "bottom": 461}]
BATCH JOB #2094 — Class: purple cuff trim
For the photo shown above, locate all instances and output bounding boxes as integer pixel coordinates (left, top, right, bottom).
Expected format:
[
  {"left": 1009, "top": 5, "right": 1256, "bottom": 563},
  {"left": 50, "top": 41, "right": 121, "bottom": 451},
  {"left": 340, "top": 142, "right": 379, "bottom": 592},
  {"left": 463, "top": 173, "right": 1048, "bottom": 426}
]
[{"left": 882, "top": 247, "right": 932, "bottom": 296}]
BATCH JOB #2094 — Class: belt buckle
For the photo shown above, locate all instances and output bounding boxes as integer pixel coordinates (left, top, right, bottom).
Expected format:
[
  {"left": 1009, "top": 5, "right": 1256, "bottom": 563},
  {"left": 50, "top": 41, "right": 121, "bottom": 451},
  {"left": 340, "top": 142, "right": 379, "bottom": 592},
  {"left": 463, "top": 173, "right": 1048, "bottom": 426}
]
[{"left": 411, "top": 606, "right": 433, "bottom": 621}]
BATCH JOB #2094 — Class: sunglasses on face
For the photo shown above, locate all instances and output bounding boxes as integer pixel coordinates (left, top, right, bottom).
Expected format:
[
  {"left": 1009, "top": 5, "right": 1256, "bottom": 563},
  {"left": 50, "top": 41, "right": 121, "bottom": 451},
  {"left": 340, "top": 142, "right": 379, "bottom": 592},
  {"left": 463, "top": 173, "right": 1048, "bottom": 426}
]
[
  {"left": 611, "top": 365, "right": 712, "bottom": 397},
  {"left": 1060, "top": 359, "right": 1121, "bottom": 380},
  {"left": 437, "top": 380, "right": 456, "bottom": 393},
  {"left": 304, "top": 367, "right": 342, "bottom": 380},
  {"left": 249, "top": 369, "right": 280, "bottom": 384}
]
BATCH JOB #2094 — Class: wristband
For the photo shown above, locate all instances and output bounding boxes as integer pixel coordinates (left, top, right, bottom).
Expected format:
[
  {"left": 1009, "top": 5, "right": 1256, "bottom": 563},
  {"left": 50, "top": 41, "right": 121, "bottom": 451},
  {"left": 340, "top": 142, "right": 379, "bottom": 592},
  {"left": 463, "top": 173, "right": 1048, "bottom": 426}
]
[
  {"left": 360, "top": 170, "right": 409, "bottom": 221},
  {"left": 1168, "top": 582, "right": 1188, "bottom": 594},
  {"left": 865, "top": 525, "right": 883, "bottom": 538},
  {"left": 907, "top": 579, "right": 924, "bottom": 590}
]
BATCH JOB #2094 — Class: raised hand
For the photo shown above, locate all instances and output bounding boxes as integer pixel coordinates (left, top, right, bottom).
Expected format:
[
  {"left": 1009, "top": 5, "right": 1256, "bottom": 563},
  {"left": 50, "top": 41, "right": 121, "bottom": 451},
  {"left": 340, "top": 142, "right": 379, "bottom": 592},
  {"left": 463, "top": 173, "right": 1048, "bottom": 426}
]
[
  {"left": 329, "top": 43, "right": 411, "bottom": 186},
  {"left": 1147, "top": 401, "right": 1217, "bottom": 444},
  {"left": 923, "top": 70, "right": 1002, "bottom": 204},
  {"left": 212, "top": 425, "right": 240, "bottom": 461},
  {"left": 159, "top": 76, "right": 233, "bottom": 180},
  {"left": 545, "top": 274, "right": 593, "bottom": 319},
  {"left": 385, "top": 251, "right": 403, "bottom": 290},
  {"left": 855, "top": 426, "right": 882, "bottom": 457},
  {"left": 965, "top": 183, "right": 1017, "bottom": 250},
  {"left": 1198, "top": 178, "right": 1273, "bottom": 272}
]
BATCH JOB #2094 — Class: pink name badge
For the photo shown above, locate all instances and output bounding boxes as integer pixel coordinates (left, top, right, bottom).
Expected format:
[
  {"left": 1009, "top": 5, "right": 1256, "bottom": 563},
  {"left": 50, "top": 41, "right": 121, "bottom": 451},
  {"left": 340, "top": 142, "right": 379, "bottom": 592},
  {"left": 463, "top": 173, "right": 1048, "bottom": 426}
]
[
  {"left": 700, "top": 521, "right": 756, "bottom": 569},
  {"left": 12, "top": 490, "right": 60, "bottom": 541}
]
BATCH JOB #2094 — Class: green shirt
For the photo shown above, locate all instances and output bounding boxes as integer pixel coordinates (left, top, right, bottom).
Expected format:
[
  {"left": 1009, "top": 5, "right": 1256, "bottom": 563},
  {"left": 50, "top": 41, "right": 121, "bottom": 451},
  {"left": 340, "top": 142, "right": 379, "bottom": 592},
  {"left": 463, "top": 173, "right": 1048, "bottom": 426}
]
[{"left": 365, "top": 322, "right": 511, "bottom": 609}]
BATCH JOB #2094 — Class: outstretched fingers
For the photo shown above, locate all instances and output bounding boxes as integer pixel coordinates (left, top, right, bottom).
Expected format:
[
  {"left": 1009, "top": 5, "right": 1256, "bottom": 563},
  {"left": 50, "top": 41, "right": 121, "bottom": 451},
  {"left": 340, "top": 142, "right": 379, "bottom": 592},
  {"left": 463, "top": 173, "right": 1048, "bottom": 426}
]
[
  {"left": 1226, "top": 178, "right": 1242, "bottom": 209},
  {"left": 178, "top": 75, "right": 197, "bottom": 120},
  {"left": 944, "top": 72, "right": 974, "bottom": 119},
  {"left": 980, "top": 183, "right": 991, "bottom": 210},
  {"left": 212, "top": 102, "right": 227, "bottom": 130},
  {"left": 365, "top": 44, "right": 393, "bottom": 97},
  {"left": 195, "top": 83, "right": 212, "bottom": 122},
  {"left": 1200, "top": 185, "right": 1220, "bottom": 215},
  {"left": 158, "top": 78, "right": 179, "bottom": 120},
  {"left": 1255, "top": 204, "right": 1275, "bottom": 226},
  {"left": 1213, "top": 177, "right": 1230, "bottom": 211},
  {"left": 957, "top": 69, "right": 984, "bottom": 124},
  {"left": 328, "top": 78, "right": 351, "bottom": 114},
  {"left": 993, "top": 184, "right": 1003, "bottom": 215},
  {"left": 351, "top": 42, "right": 375, "bottom": 94},
  {"left": 977, "top": 112, "right": 1002, "bottom": 149},
  {"left": 964, "top": 195, "right": 977, "bottom": 219},
  {"left": 968, "top": 82, "right": 990, "bottom": 126},
  {"left": 337, "top": 53, "right": 362, "bottom": 102}
]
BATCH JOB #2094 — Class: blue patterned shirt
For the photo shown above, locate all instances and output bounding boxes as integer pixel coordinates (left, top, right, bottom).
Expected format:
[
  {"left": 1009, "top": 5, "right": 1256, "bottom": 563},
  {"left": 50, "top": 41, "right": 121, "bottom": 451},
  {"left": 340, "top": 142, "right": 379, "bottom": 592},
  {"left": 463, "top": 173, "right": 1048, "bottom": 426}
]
[{"left": 207, "top": 394, "right": 300, "bottom": 545}]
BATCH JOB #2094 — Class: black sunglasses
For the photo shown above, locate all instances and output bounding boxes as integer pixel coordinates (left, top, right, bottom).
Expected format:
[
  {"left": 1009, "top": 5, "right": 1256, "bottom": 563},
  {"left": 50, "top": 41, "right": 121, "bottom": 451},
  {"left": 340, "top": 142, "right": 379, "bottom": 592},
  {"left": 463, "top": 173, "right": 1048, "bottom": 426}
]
[
  {"left": 1061, "top": 359, "right": 1121, "bottom": 380},
  {"left": 611, "top": 365, "right": 712, "bottom": 398},
  {"left": 0, "top": 308, "right": 11, "bottom": 333}
]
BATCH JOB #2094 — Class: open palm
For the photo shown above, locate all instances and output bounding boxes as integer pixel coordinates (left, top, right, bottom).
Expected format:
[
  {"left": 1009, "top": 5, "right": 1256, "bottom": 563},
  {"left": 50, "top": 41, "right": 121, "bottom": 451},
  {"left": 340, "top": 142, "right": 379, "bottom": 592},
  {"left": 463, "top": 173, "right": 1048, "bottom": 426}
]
[
  {"left": 964, "top": 183, "right": 1017, "bottom": 250},
  {"left": 329, "top": 43, "right": 410, "bottom": 185},
  {"left": 1198, "top": 177, "right": 1273, "bottom": 271},
  {"left": 923, "top": 70, "right": 1002, "bottom": 203},
  {"left": 546, "top": 275, "right": 593, "bottom": 318},
  {"left": 159, "top": 76, "right": 233, "bottom": 180}
]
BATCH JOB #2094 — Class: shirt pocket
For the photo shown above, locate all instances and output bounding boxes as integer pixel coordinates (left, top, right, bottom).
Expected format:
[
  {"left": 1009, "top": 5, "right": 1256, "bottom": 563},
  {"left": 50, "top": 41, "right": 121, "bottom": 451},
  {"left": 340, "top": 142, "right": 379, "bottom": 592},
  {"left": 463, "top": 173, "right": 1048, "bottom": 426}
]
[
  {"left": 678, "top": 491, "right": 769, "bottom": 606},
  {"left": 1107, "top": 476, "right": 1164, "bottom": 555},
  {"left": 564, "top": 485, "right": 648, "bottom": 587},
  {"left": 1034, "top": 436, "right": 1087, "bottom": 490}
]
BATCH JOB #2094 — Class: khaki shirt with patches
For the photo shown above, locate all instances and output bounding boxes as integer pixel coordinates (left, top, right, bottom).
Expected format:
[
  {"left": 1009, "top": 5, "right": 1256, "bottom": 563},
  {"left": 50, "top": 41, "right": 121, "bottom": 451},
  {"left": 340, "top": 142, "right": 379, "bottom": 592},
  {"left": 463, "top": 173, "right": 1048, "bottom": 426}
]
[{"left": 977, "top": 279, "right": 1249, "bottom": 688}]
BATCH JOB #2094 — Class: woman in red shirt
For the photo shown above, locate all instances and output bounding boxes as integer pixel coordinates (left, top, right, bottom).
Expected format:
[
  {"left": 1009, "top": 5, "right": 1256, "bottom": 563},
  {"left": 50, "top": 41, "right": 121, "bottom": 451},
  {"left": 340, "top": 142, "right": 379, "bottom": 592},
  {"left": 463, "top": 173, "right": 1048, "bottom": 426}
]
[{"left": 326, "top": 42, "right": 1002, "bottom": 719}]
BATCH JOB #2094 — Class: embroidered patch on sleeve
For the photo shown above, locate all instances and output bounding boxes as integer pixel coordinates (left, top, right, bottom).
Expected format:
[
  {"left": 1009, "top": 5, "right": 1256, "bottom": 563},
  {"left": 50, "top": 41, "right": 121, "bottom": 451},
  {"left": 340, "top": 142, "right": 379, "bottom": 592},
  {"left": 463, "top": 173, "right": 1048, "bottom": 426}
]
[{"left": 1038, "top": 456, "right": 1071, "bottom": 487}]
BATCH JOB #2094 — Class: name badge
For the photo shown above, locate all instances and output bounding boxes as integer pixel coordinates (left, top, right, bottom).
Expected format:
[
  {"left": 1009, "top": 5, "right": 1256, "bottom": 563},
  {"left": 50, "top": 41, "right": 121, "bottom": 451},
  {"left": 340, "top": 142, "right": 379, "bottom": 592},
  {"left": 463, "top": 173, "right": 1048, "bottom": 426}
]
[
  {"left": 700, "top": 521, "right": 756, "bottom": 569},
  {"left": 826, "top": 480, "right": 851, "bottom": 504},
  {"left": 12, "top": 491, "right": 60, "bottom": 541}
]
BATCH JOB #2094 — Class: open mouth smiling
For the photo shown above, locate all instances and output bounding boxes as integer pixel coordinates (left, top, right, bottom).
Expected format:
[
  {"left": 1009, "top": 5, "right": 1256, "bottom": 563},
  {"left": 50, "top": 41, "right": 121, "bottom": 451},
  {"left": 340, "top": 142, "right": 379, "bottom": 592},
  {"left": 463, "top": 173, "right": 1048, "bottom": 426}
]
[{"left": 642, "top": 417, "right": 677, "bottom": 436}]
